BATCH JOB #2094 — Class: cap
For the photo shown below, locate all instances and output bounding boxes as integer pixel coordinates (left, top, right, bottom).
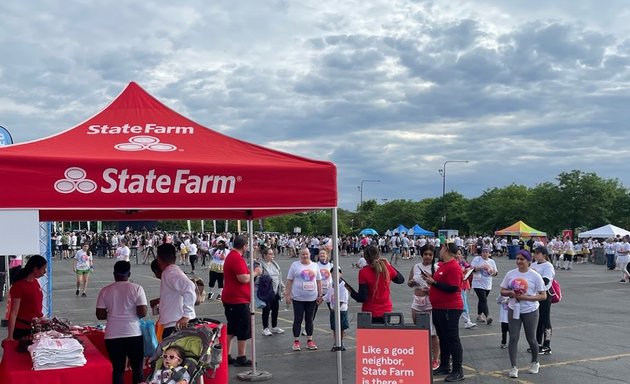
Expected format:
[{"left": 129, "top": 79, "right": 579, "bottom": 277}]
[
  {"left": 533, "top": 246, "right": 548, "bottom": 255},
  {"left": 482, "top": 246, "right": 491, "bottom": 252}
]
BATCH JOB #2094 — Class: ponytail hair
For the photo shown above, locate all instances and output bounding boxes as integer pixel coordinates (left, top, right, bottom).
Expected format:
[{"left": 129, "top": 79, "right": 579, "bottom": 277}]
[
  {"left": 14, "top": 255, "right": 47, "bottom": 283},
  {"left": 363, "top": 245, "right": 390, "bottom": 297}
]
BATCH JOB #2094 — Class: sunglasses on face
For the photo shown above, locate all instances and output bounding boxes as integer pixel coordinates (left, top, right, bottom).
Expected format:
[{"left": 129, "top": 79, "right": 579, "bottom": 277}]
[{"left": 163, "top": 354, "right": 181, "bottom": 360}]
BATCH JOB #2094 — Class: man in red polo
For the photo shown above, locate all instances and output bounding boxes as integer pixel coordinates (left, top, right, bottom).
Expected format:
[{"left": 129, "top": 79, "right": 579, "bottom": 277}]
[{"left": 222, "top": 235, "right": 261, "bottom": 367}]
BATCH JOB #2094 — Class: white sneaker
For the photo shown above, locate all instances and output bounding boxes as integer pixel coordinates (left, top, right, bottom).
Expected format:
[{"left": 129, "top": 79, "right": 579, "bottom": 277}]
[
  {"left": 528, "top": 361, "right": 540, "bottom": 374},
  {"left": 262, "top": 328, "right": 273, "bottom": 336},
  {"left": 508, "top": 367, "right": 519, "bottom": 378},
  {"left": 271, "top": 327, "right": 285, "bottom": 334},
  {"left": 464, "top": 322, "right": 477, "bottom": 329}
]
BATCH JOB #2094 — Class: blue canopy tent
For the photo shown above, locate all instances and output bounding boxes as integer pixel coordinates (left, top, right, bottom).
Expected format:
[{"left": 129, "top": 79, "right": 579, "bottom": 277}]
[
  {"left": 392, "top": 224, "right": 409, "bottom": 234},
  {"left": 408, "top": 224, "right": 434, "bottom": 237},
  {"left": 359, "top": 228, "right": 378, "bottom": 236}
]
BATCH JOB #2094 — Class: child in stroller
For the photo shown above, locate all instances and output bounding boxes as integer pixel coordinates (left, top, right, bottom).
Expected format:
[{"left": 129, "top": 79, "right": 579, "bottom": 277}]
[
  {"left": 144, "top": 345, "right": 190, "bottom": 384},
  {"left": 145, "top": 320, "right": 223, "bottom": 384}
]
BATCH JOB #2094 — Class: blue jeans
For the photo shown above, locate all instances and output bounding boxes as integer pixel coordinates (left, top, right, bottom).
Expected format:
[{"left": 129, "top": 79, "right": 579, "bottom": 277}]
[{"left": 607, "top": 254, "right": 615, "bottom": 270}]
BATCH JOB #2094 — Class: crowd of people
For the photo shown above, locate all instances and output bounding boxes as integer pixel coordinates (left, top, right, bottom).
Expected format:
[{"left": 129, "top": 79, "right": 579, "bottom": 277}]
[{"left": 7, "top": 228, "right": 630, "bottom": 383}]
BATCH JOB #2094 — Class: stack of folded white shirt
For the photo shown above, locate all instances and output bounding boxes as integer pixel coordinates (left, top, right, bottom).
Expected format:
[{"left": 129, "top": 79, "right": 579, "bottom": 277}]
[{"left": 28, "top": 333, "right": 87, "bottom": 370}]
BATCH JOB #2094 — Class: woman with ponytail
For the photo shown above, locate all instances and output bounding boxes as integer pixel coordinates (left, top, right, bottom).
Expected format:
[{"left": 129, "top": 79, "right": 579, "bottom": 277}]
[
  {"left": 4, "top": 255, "right": 47, "bottom": 341},
  {"left": 349, "top": 245, "right": 404, "bottom": 324}
]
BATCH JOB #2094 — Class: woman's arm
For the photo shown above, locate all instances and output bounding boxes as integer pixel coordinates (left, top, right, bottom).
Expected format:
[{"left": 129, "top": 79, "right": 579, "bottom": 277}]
[
  {"left": 284, "top": 279, "right": 293, "bottom": 303},
  {"left": 350, "top": 283, "right": 368, "bottom": 302},
  {"left": 5, "top": 298, "right": 21, "bottom": 341},
  {"left": 515, "top": 290, "right": 547, "bottom": 302}
]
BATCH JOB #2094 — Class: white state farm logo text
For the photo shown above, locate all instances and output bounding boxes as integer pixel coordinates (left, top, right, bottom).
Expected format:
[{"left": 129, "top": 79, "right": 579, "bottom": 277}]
[
  {"left": 55, "top": 167, "right": 240, "bottom": 194},
  {"left": 87, "top": 123, "right": 194, "bottom": 135}
]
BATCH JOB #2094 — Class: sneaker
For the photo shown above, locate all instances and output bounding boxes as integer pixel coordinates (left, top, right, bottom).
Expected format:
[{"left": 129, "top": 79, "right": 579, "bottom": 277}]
[
  {"left": 207, "top": 292, "right": 214, "bottom": 300},
  {"left": 508, "top": 367, "right": 519, "bottom": 378},
  {"left": 262, "top": 328, "right": 272, "bottom": 336},
  {"left": 271, "top": 327, "right": 285, "bottom": 334},
  {"left": 227, "top": 355, "right": 235, "bottom": 365},
  {"left": 618, "top": 279, "right": 627, "bottom": 284},
  {"left": 540, "top": 346, "right": 552, "bottom": 355},
  {"left": 476, "top": 314, "right": 486, "bottom": 322},
  {"left": 433, "top": 366, "right": 451, "bottom": 375},
  {"left": 432, "top": 359, "right": 440, "bottom": 370},
  {"left": 301, "top": 329, "right": 307, "bottom": 336},
  {"left": 216, "top": 293, "right": 222, "bottom": 300},
  {"left": 528, "top": 361, "right": 540, "bottom": 374},
  {"left": 81, "top": 292, "right": 87, "bottom": 297},
  {"left": 445, "top": 370, "right": 465, "bottom": 382},
  {"left": 233, "top": 357, "right": 253, "bottom": 367},
  {"left": 500, "top": 344, "right": 507, "bottom": 349},
  {"left": 306, "top": 340, "right": 318, "bottom": 350},
  {"left": 486, "top": 317, "right": 493, "bottom": 325},
  {"left": 75, "top": 289, "right": 79, "bottom": 296},
  {"left": 464, "top": 322, "right": 477, "bottom": 329},
  {"left": 292, "top": 340, "right": 301, "bottom": 351},
  {"left": 527, "top": 346, "right": 542, "bottom": 353}
]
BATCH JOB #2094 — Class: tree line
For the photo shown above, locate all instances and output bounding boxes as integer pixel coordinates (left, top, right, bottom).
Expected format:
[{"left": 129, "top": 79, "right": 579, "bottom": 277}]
[{"left": 143, "top": 170, "right": 629, "bottom": 237}]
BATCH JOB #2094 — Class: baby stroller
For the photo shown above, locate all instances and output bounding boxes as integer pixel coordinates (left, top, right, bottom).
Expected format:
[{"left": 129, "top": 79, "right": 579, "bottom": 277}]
[{"left": 146, "top": 318, "right": 223, "bottom": 384}]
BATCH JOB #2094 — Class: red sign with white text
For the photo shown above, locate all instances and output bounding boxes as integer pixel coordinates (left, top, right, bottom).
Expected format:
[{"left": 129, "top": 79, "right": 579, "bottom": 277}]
[{"left": 356, "top": 328, "right": 431, "bottom": 384}]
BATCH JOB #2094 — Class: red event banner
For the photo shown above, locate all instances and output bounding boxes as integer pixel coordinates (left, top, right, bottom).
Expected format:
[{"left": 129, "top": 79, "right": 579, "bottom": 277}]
[{"left": 356, "top": 328, "right": 431, "bottom": 384}]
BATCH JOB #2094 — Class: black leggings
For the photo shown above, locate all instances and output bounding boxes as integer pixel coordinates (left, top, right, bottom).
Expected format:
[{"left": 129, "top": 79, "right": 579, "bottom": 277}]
[
  {"left": 536, "top": 293, "right": 552, "bottom": 348},
  {"left": 262, "top": 294, "right": 281, "bottom": 329},
  {"left": 105, "top": 335, "right": 144, "bottom": 384},
  {"left": 474, "top": 288, "right": 491, "bottom": 317},
  {"left": 501, "top": 322, "right": 510, "bottom": 345},
  {"left": 189, "top": 254, "right": 197, "bottom": 271},
  {"left": 432, "top": 309, "right": 464, "bottom": 372},
  {"left": 292, "top": 300, "right": 317, "bottom": 337}
]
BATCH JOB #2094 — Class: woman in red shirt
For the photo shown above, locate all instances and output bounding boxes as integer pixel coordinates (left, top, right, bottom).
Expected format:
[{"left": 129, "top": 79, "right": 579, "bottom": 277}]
[
  {"left": 5, "top": 255, "right": 47, "bottom": 341},
  {"left": 423, "top": 243, "right": 465, "bottom": 382},
  {"left": 350, "top": 245, "right": 404, "bottom": 323}
]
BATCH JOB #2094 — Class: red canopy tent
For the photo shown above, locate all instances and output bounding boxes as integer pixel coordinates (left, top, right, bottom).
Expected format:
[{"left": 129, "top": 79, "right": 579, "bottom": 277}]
[{"left": 0, "top": 82, "right": 337, "bottom": 220}]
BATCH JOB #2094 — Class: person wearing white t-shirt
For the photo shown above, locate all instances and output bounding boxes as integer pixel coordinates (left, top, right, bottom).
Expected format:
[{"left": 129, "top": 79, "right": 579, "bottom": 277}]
[
  {"left": 96, "top": 261, "right": 148, "bottom": 384},
  {"left": 73, "top": 242, "right": 93, "bottom": 297},
  {"left": 115, "top": 239, "right": 130, "bottom": 262},
  {"left": 617, "top": 236, "right": 630, "bottom": 283},
  {"left": 285, "top": 248, "right": 323, "bottom": 351},
  {"left": 531, "top": 247, "right": 555, "bottom": 355},
  {"left": 500, "top": 250, "right": 547, "bottom": 378},
  {"left": 471, "top": 246, "right": 498, "bottom": 325}
]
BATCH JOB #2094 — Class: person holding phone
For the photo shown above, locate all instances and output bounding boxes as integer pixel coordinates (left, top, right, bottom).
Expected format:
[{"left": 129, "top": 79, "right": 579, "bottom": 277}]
[{"left": 408, "top": 244, "right": 441, "bottom": 370}]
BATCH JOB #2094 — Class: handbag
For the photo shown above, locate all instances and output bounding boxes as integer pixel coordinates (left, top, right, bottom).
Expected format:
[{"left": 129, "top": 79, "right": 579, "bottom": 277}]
[{"left": 140, "top": 318, "right": 158, "bottom": 357}]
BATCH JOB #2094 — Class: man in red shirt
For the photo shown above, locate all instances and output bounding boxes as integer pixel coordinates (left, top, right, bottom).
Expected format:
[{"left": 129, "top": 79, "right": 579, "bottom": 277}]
[{"left": 221, "top": 235, "right": 261, "bottom": 367}]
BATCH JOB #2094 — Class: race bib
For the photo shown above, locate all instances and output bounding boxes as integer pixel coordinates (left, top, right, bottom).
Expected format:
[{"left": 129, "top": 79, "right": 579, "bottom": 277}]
[{"left": 302, "top": 281, "right": 316, "bottom": 291}]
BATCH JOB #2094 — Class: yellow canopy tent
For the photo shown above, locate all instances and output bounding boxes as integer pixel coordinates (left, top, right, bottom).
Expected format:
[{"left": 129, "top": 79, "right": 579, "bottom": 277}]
[{"left": 495, "top": 220, "right": 546, "bottom": 238}]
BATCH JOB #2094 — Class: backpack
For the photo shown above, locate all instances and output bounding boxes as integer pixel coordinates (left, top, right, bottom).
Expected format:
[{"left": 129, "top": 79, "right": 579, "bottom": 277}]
[
  {"left": 549, "top": 279, "right": 562, "bottom": 304},
  {"left": 190, "top": 276, "right": 206, "bottom": 306}
]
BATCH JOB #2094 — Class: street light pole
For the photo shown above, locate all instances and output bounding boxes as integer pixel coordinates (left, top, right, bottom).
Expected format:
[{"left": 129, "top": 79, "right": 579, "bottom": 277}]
[
  {"left": 439, "top": 160, "right": 469, "bottom": 228},
  {"left": 357, "top": 179, "right": 381, "bottom": 208}
]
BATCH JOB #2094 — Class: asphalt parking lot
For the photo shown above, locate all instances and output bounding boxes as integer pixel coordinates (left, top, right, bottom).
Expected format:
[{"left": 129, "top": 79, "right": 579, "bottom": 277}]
[{"left": 2, "top": 251, "right": 630, "bottom": 383}]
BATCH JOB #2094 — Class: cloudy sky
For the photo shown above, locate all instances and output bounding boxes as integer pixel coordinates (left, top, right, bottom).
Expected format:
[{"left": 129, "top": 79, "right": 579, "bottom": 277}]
[{"left": 2, "top": 0, "right": 630, "bottom": 210}]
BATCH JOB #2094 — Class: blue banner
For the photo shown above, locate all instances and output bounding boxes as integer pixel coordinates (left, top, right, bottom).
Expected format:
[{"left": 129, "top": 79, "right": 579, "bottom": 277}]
[{"left": 0, "top": 125, "right": 13, "bottom": 146}]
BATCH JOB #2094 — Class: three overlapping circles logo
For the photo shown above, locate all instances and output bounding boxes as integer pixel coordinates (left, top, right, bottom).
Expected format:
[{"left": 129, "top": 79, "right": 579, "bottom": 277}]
[
  {"left": 115, "top": 136, "right": 176, "bottom": 152},
  {"left": 55, "top": 167, "right": 97, "bottom": 194}
]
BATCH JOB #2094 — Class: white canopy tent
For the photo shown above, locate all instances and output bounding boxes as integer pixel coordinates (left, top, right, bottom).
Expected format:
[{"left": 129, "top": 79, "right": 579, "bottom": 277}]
[{"left": 578, "top": 224, "right": 630, "bottom": 239}]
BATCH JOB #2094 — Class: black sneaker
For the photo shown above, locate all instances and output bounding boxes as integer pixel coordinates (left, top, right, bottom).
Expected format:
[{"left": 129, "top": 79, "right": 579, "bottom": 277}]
[
  {"left": 433, "top": 366, "right": 452, "bottom": 375},
  {"left": 233, "top": 357, "right": 253, "bottom": 367},
  {"left": 445, "top": 370, "right": 465, "bottom": 382},
  {"left": 75, "top": 289, "right": 80, "bottom": 296},
  {"left": 527, "top": 346, "right": 543, "bottom": 353},
  {"left": 207, "top": 292, "right": 214, "bottom": 300},
  {"left": 227, "top": 355, "right": 235, "bottom": 365},
  {"left": 540, "top": 346, "right": 552, "bottom": 355}
]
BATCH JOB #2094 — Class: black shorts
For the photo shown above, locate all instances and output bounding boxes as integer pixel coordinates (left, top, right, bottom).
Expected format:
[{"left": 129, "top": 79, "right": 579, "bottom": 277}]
[
  {"left": 208, "top": 271, "right": 224, "bottom": 288},
  {"left": 223, "top": 303, "right": 251, "bottom": 340}
]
